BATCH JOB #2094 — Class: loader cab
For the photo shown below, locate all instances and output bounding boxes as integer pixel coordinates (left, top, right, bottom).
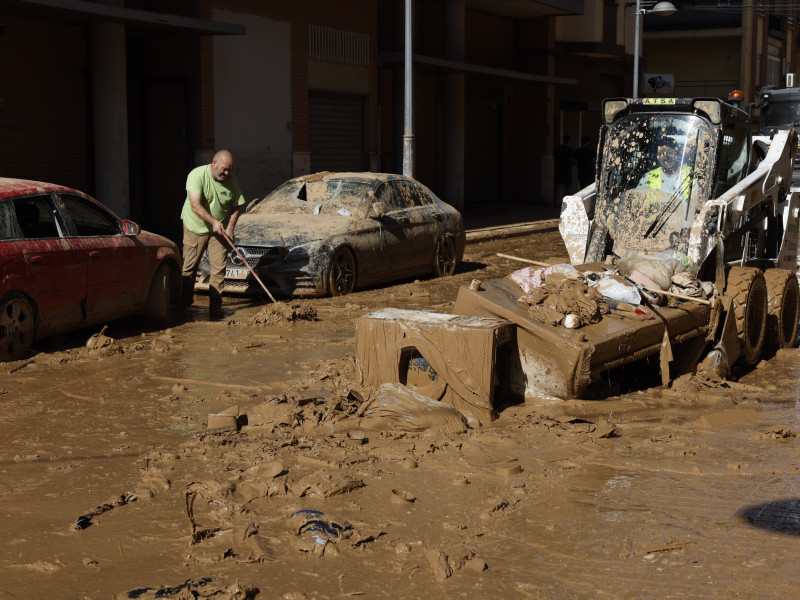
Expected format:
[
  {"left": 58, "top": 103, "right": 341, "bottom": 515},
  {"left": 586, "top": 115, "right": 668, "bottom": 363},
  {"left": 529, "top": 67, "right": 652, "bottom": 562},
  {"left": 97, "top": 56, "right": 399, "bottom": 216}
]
[
  {"left": 590, "top": 97, "right": 750, "bottom": 260},
  {"left": 756, "top": 76, "right": 800, "bottom": 182},
  {"left": 758, "top": 79, "right": 800, "bottom": 134}
]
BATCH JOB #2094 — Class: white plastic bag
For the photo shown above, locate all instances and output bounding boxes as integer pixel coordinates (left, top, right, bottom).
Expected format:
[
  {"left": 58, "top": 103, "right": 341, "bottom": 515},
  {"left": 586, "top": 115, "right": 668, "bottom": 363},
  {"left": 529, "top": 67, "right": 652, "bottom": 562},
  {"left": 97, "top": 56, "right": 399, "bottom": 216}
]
[{"left": 595, "top": 275, "right": 641, "bottom": 304}]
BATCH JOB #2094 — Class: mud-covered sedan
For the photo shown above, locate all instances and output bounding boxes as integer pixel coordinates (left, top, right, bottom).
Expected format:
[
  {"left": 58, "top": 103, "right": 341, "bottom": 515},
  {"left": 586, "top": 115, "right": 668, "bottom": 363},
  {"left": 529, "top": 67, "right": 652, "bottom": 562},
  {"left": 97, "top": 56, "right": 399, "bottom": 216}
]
[
  {"left": 0, "top": 178, "right": 181, "bottom": 361},
  {"left": 196, "top": 172, "right": 465, "bottom": 297}
]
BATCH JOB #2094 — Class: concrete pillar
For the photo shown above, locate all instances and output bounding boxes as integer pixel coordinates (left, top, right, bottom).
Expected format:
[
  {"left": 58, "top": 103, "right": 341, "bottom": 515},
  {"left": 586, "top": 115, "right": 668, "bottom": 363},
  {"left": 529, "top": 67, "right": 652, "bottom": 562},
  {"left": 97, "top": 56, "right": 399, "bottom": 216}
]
[
  {"left": 444, "top": 0, "right": 465, "bottom": 212},
  {"left": 91, "top": 22, "right": 130, "bottom": 218},
  {"left": 543, "top": 20, "right": 557, "bottom": 206},
  {"left": 740, "top": 8, "right": 753, "bottom": 103}
]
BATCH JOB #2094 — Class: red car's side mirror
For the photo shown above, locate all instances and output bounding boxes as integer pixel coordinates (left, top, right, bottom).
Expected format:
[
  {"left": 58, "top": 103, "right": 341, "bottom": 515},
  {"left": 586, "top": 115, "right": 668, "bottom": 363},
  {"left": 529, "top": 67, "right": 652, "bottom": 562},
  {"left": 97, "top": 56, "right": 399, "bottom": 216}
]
[{"left": 122, "top": 220, "right": 141, "bottom": 236}]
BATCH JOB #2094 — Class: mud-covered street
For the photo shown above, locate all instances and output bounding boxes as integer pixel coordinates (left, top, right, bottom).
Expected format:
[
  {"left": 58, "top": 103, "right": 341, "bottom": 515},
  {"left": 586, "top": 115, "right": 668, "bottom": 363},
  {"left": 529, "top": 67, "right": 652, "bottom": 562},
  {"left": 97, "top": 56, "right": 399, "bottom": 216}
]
[{"left": 1, "top": 229, "right": 799, "bottom": 599}]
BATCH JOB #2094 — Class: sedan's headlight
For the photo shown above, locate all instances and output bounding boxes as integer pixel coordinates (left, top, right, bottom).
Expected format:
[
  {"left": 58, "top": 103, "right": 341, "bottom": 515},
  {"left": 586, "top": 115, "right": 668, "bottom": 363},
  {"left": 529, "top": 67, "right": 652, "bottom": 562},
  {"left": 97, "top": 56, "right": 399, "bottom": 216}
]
[
  {"left": 285, "top": 241, "right": 322, "bottom": 261},
  {"left": 286, "top": 247, "right": 309, "bottom": 260}
]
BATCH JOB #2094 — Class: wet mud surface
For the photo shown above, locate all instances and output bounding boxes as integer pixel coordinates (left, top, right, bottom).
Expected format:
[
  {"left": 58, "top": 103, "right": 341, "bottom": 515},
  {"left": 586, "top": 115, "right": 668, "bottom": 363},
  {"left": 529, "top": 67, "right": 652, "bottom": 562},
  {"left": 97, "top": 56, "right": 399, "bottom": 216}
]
[{"left": 2, "top": 230, "right": 800, "bottom": 598}]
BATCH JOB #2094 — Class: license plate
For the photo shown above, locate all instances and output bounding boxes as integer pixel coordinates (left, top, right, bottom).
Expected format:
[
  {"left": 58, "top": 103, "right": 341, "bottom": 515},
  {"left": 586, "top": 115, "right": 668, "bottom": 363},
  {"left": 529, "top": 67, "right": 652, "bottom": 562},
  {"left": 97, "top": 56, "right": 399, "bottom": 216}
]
[{"left": 225, "top": 267, "right": 249, "bottom": 279}]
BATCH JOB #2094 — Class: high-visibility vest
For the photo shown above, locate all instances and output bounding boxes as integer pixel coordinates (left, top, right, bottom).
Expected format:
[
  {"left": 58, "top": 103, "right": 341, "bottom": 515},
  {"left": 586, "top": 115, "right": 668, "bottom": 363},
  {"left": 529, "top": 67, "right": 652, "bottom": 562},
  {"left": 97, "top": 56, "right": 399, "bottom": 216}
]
[{"left": 644, "top": 165, "right": 692, "bottom": 197}]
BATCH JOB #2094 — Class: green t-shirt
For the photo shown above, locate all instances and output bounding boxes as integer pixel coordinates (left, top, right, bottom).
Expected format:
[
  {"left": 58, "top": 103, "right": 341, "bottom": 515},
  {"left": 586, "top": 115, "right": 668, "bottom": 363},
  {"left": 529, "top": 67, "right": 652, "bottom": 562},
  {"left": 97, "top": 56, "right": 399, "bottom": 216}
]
[{"left": 180, "top": 164, "right": 246, "bottom": 235}]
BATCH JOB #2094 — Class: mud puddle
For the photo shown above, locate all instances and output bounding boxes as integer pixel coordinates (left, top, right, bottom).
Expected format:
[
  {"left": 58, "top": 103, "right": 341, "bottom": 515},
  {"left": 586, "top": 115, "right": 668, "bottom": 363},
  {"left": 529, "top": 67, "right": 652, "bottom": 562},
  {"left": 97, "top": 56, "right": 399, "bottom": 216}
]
[{"left": 2, "top": 231, "right": 800, "bottom": 598}]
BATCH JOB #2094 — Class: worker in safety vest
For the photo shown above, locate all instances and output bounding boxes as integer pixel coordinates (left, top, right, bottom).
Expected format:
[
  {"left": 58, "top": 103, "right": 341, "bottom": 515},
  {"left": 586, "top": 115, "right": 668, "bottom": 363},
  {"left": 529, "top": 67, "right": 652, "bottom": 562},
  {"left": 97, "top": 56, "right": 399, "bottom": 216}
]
[{"left": 639, "top": 137, "right": 693, "bottom": 199}]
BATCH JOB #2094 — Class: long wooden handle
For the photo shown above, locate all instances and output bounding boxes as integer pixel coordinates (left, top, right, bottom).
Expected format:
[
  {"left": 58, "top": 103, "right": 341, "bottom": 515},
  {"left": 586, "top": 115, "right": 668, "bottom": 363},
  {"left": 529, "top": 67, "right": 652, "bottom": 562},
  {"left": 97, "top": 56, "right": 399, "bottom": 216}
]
[
  {"left": 639, "top": 284, "right": 710, "bottom": 305},
  {"left": 222, "top": 231, "right": 278, "bottom": 304},
  {"left": 495, "top": 253, "right": 551, "bottom": 267}
]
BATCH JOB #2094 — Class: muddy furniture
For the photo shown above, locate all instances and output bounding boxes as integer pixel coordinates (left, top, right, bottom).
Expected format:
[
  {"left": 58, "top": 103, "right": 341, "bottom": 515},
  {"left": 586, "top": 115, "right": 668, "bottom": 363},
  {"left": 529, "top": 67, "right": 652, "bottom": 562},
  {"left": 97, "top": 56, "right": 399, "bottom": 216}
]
[
  {"left": 453, "top": 277, "right": 712, "bottom": 399},
  {"left": 355, "top": 309, "right": 513, "bottom": 425}
]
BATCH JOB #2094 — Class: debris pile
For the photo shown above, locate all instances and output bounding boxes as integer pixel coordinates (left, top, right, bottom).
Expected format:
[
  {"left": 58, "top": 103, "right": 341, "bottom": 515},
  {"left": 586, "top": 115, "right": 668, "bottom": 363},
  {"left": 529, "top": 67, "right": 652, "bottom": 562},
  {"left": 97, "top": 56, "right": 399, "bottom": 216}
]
[
  {"left": 229, "top": 302, "right": 318, "bottom": 326},
  {"left": 517, "top": 274, "right": 608, "bottom": 327},
  {"left": 509, "top": 257, "right": 712, "bottom": 329}
]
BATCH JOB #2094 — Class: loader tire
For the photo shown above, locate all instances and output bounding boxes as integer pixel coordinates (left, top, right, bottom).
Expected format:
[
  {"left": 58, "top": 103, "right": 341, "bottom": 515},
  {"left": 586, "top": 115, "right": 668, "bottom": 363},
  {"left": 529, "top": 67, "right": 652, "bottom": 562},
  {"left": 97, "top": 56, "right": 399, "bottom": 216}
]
[
  {"left": 724, "top": 266, "right": 767, "bottom": 367},
  {"left": 763, "top": 268, "right": 799, "bottom": 349}
]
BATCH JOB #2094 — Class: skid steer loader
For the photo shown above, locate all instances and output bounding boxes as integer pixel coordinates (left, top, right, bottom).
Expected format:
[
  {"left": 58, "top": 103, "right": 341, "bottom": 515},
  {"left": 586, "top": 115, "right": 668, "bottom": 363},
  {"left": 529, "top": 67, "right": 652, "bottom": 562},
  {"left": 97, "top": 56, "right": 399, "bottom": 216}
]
[{"left": 454, "top": 95, "right": 800, "bottom": 399}]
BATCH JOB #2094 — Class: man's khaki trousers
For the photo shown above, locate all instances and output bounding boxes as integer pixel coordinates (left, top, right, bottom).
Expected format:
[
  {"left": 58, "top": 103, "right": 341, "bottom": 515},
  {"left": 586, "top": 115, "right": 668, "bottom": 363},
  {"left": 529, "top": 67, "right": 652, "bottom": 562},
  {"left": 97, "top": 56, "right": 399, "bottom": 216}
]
[{"left": 180, "top": 225, "right": 228, "bottom": 312}]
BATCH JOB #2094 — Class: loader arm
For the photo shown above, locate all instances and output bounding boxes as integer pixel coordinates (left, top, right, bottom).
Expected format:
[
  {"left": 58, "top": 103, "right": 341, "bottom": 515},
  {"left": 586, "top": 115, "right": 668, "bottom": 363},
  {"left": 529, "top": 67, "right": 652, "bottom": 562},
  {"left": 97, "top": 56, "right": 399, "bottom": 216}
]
[{"left": 687, "top": 128, "right": 799, "bottom": 268}]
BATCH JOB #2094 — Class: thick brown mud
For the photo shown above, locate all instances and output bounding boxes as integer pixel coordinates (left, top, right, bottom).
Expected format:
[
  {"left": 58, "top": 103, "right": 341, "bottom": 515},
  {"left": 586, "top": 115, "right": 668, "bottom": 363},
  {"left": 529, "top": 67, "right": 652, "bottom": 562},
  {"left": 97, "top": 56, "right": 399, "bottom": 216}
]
[{"left": 1, "top": 230, "right": 799, "bottom": 599}]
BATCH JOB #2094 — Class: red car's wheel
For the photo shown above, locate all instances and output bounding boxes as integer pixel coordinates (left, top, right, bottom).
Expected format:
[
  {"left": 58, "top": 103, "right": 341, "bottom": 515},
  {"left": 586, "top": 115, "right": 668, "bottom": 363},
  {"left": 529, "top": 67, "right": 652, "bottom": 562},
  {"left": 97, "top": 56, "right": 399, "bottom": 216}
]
[
  {"left": 144, "top": 264, "right": 171, "bottom": 326},
  {"left": 0, "top": 292, "right": 36, "bottom": 362}
]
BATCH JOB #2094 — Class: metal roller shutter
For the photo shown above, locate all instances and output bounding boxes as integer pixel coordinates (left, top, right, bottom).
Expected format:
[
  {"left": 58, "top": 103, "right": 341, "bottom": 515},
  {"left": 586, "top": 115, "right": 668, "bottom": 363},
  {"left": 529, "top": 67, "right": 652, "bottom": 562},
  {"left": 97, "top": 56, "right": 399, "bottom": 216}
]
[{"left": 309, "top": 90, "right": 366, "bottom": 172}]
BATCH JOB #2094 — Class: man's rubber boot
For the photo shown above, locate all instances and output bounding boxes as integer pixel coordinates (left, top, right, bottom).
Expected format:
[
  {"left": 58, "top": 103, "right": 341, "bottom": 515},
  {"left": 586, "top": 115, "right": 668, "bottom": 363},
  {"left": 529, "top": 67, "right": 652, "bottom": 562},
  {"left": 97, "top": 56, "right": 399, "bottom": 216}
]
[
  {"left": 209, "top": 287, "right": 224, "bottom": 320},
  {"left": 176, "top": 276, "right": 195, "bottom": 309}
]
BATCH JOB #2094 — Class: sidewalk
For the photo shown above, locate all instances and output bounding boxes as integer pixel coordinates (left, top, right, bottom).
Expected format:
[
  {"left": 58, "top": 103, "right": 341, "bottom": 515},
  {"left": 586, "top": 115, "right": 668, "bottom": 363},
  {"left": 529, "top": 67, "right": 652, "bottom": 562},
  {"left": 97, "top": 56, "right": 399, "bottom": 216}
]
[{"left": 463, "top": 201, "right": 561, "bottom": 243}]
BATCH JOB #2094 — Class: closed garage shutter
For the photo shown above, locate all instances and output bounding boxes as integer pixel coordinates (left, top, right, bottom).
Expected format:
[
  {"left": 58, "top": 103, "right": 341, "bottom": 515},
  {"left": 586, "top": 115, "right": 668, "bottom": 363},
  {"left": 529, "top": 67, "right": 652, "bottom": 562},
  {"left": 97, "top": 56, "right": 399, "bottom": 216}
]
[{"left": 309, "top": 90, "right": 366, "bottom": 172}]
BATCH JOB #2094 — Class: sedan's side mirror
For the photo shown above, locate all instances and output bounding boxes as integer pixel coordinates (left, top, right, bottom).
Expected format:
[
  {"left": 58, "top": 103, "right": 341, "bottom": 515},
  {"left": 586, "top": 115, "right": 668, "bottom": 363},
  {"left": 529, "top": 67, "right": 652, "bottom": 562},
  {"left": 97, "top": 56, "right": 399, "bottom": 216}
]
[
  {"left": 122, "top": 219, "right": 141, "bottom": 236},
  {"left": 368, "top": 202, "right": 385, "bottom": 219}
]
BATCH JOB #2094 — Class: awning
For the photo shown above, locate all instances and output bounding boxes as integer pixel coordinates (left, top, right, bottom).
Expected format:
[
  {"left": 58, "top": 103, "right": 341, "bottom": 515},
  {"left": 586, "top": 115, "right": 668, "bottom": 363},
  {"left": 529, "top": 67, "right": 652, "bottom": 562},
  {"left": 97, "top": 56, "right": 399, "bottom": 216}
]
[
  {"left": 379, "top": 52, "right": 577, "bottom": 86},
  {"left": 467, "top": 0, "right": 583, "bottom": 19},
  {"left": 0, "top": 0, "right": 245, "bottom": 35}
]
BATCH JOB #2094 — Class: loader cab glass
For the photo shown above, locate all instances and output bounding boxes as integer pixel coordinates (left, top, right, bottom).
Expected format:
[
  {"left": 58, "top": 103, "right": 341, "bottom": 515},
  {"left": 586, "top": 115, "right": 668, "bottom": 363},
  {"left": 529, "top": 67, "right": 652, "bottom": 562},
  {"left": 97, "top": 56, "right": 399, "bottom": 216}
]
[{"left": 597, "top": 113, "right": 716, "bottom": 255}]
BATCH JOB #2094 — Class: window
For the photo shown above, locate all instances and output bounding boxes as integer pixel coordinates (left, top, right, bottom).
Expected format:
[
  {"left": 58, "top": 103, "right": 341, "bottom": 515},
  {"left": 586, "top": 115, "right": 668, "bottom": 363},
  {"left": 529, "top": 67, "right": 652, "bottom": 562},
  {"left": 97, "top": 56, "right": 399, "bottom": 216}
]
[
  {"left": 767, "top": 56, "right": 782, "bottom": 87},
  {"left": 601, "top": 113, "right": 712, "bottom": 203},
  {"left": 12, "top": 195, "right": 61, "bottom": 239},
  {"left": 768, "top": 13, "right": 784, "bottom": 38},
  {"left": 597, "top": 113, "right": 716, "bottom": 255},
  {"left": 60, "top": 194, "right": 121, "bottom": 237},
  {"left": 396, "top": 181, "right": 430, "bottom": 207},
  {"left": 0, "top": 202, "right": 14, "bottom": 240},
  {"left": 376, "top": 182, "right": 404, "bottom": 212},
  {"left": 767, "top": 45, "right": 782, "bottom": 87}
]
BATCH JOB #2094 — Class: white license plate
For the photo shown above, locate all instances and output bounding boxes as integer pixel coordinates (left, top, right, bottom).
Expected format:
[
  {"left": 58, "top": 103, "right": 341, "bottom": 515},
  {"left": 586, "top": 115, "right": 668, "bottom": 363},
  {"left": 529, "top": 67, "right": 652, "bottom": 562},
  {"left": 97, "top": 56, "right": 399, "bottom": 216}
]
[{"left": 225, "top": 267, "right": 249, "bottom": 279}]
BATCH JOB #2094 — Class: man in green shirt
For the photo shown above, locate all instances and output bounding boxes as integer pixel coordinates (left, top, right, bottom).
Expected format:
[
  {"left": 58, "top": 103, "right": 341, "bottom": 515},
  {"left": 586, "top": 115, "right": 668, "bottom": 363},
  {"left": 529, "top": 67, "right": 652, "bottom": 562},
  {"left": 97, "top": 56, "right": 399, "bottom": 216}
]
[{"left": 178, "top": 149, "right": 246, "bottom": 319}]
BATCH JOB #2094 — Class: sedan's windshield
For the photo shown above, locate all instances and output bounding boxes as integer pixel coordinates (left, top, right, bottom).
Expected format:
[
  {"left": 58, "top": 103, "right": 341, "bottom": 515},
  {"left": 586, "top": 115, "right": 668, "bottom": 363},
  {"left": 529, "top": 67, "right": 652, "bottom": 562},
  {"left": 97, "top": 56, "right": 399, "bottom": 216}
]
[
  {"left": 251, "top": 178, "right": 373, "bottom": 217},
  {"left": 597, "top": 113, "right": 715, "bottom": 256}
]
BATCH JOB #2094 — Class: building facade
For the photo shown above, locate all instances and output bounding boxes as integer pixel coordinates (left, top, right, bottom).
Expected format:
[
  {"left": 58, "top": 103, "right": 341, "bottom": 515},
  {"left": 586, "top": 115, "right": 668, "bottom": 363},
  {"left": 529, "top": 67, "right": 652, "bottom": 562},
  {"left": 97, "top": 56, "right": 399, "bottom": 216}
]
[
  {"left": 641, "top": 0, "right": 799, "bottom": 108},
  {"left": 9, "top": 0, "right": 790, "bottom": 243}
]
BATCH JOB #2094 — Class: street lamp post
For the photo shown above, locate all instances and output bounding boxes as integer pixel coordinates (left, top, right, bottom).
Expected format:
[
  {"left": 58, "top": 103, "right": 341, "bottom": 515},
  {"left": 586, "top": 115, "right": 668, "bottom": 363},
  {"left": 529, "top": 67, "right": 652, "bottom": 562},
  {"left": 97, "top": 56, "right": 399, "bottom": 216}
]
[
  {"left": 632, "top": 0, "right": 677, "bottom": 99},
  {"left": 402, "top": 0, "right": 414, "bottom": 177}
]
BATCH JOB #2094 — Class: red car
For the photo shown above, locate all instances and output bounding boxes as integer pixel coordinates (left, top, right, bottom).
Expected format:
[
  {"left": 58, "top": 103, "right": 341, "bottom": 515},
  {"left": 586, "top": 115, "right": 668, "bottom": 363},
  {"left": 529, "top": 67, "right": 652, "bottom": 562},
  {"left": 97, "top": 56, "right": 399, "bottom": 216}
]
[{"left": 0, "top": 178, "right": 181, "bottom": 361}]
